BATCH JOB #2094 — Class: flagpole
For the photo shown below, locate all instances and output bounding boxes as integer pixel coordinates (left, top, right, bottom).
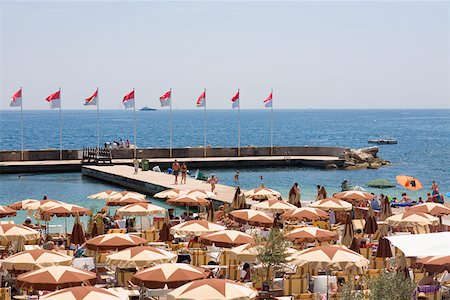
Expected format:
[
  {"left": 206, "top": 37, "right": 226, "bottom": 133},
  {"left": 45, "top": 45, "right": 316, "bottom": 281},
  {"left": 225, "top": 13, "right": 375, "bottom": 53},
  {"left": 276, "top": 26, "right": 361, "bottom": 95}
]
[
  {"left": 270, "top": 88, "right": 273, "bottom": 156},
  {"left": 237, "top": 88, "right": 241, "bottom": 157},
  {"left": 203, "top": 88, "right": 207, "bottom": 158},
  {"left": 96, "top": 87, "right": 100, "bottom": 159},
  {"left": 169, "top": 88, "right": 173, "bottom": 158},
  {"left": 59, "top": 88, "right": 62, "bottom": 160},
  {"left": 133, "top": 88, "right": 137, "bottom": 159},
  {"left": 20, "top": 87, "right": 24, "bottom": 161}
]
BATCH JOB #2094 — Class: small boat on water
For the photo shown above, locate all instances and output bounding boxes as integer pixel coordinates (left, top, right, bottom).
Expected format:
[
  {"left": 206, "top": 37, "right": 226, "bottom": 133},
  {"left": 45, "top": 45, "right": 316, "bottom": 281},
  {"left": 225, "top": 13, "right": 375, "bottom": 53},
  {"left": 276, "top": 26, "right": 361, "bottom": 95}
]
[
  {"left": 368, "top": 139, "right": 397, "bottom": 145},
  {"left": 139, "top": 106, "right": 157, "bottom": 111}
]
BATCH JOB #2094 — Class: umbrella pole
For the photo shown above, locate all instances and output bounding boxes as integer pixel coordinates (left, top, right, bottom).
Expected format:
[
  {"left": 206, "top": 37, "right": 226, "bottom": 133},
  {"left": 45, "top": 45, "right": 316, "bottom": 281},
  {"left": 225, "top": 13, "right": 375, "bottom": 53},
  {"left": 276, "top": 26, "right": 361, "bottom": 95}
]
[{"left": 326, "top": 269, "right": 329, "bottom": 300}]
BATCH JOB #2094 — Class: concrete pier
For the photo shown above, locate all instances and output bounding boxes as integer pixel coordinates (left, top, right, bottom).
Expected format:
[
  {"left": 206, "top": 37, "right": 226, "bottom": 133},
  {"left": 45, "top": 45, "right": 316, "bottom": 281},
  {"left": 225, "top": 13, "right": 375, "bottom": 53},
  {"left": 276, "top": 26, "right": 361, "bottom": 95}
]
[{"left": 82, "top": 165, "right": 252, "bottom": 206}]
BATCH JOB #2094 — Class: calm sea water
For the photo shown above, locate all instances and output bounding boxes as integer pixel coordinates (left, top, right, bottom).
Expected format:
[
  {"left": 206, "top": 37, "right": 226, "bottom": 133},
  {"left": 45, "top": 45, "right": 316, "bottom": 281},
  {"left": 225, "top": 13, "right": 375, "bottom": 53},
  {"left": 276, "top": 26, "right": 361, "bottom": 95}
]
[{"left": 0, "top": 109, "right": 449, "bottom": 226}]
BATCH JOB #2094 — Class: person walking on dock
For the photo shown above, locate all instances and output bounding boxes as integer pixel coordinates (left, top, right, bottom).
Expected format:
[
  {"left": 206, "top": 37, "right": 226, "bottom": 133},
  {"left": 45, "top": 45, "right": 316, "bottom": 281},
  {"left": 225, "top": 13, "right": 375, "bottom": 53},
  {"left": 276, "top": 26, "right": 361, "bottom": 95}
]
[
  {"left": 172, "top": 160, "right": 180, "bottom": 184},
  {"left": 133, "top": 158, "right": 139, "bottom": 174},
  {"left": 209, "top": 174, "right": 218, "bottom": 193},
  {"left": 181, "top": 162, "right": 188, "bottom": 184}
]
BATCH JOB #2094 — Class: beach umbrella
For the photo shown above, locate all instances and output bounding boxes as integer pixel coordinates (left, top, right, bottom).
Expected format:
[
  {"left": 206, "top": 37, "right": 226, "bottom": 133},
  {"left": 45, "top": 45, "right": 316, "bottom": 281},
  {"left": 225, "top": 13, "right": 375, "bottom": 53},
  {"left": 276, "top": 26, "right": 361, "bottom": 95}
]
[
  {"left": 396, "top": 175, "right": 423, "bottom": 191},
  {"left": 166, "top": 194, "right": 210, "bottom": 207},
  {"left": 17, "top": 266, "right": 97, "bottom": 291},
  {"left": 167, "top": 278, "right": 258, "bottom": 300},
  {"left": 341, "top": 214, "right": 354, "bottom": 247},
  {"left": 334, "top": 191, "right": 375, "bottom": 203},
  {"left": 105, "top": 246, "right": 177, "bottom": 268},
  {"left": 367, "top": 179, "right": 395, "bottom": 188},
  {"left": 170, "top": 220, "right": 226, "bottom": 236},
  {"left": 375, "top": 226, "right": 392, "bottom": 258},
  {"left": 349, "top": 237, "right": 360, "bottom": 253},
  {"left": 385, "top": 211, "right": 439, "bottom": 227},
  {"left": 116, "top": 202, "right": 165, "bottom": 217},
  {"left": 9, "top": 199, "right": 39, "bottom": 210},
  {"left": 133, "top": 263, "right": 210, "bottom": 288},
  {"left": 1, "top": 249, "right": 73, "bottom": 271},
  {"left": 309, "top": 198, "right": 352, "bottom": 212},
  {"left": 71, "top": 213, "right": 85, "bottom": 246},
  {"left": 0, "top": 224, "right": 40, "bottom": 243},
  {"left": 289, "top": 245, "right": 369, "bottom": 272},
  {"left": 23, "top": 199, "right": 64, "bottom": 211},
  {"left": 229, "top": 209, "right": 274, "bottom": 227},
  {"left": 105, "top": 191, "right": 146, "bottom": 200},
  {"left": 200, "top": 230, "right": 254, "bottom": 248},
  {"left": 40, "top": 203, "right": 91, "bottom": 217},
  {"left": 87, "top": 190, "right": 118, "bottom": 199},
  {"left": 0, "top": 205, "right": 16, "bottom": 218},
  {"left": 40, "top": 286, "right": 126, "bottom": 300},
  {"left": 415, "top": 256, "right": 450, "bottom": 273},
  {"left": 85, "top": 233, "right": 146, "bottom": 251},
  {"left": 407, "top": 203, "right": 450, "bottom": 217},
  {"left": 243, "top": 187, "right": 281, "bottom": 200},
  {"left": 154, "top": 188, "right": 187, "bottom": 199},
  {"left": 281, "top": 207, "right": 329, "bottom": 222},
  {"left": 106, "top": 196, "right": 149, "bottom": 206},
  {"left": 285, "top": 227, "right": 338, "bottom": 244},
  {"left": 186, "top": 189, "right": 216, "bottom": 199},
  {"left": 252, "top": 199, "right": 297, "bottom": 213},
  {"left": 363, "top": 205, "right": 378, "bottom": 235},
  {"left": 379, "top": 196, "right": 392, "bottom": 221}
]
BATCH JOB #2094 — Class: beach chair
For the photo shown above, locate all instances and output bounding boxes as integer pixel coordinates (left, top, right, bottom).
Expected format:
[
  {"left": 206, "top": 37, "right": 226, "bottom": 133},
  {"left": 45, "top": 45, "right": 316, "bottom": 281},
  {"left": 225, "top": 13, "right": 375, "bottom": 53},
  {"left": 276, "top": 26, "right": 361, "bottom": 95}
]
[
  {"left": 413, "top": 269, "right": 427, "bottom": 284},
  {"left": 312, "top": 221, "right": 330, "bottom": 230},
  {"left": 190, "top": 249, "right": 209, "bottom": 267},
  {"left": 292, "top": 292, "right": 317, "bottom": 299},
  {"left": 283, "top": 274, "right": 309, "bottom": 295},
  {"left": 0, "top": 287, "right": 11, "bottom": 300}
]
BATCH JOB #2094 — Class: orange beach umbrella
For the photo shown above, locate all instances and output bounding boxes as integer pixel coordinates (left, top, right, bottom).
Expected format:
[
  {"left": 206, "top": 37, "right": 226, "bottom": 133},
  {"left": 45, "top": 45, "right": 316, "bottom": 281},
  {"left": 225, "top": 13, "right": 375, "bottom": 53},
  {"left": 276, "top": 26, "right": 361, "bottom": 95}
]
[{"left": 396, "top": 175, "right": 423, "bottom": 191}]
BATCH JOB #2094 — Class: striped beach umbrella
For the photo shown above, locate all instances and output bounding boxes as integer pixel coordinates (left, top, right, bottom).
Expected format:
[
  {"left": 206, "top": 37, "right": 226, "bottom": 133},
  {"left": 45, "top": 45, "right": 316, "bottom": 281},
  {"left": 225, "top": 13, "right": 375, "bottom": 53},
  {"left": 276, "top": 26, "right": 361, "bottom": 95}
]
[
  {"left": 229, "top": 209, "right": 274, "bottom": 227},
  {"left": 415, "top": 256, "right": 450, "bottom": 273},
  {"left": 406, "top": 203, "right": 450, "bottom": 217},
  {"left": 200, "top": 230, "right": 254, "bottom": 248},
  {"left": 170, "top": 220, "right": 226, "bottom": 236},
  {"left": 22, "top": 199, "right": 64, "bottom": 211},
  {"left": 285, "top": 227, "right": 338, "bottom": 244},
  {"left": 133, "top": 263, "right": 210, "bottom": 288},
  {"left": 166, "top": 194, "right": 210, "bottom": 207},
  {"left": 154, "top": 188, "right": 187, "bottom": 199},
  {"left": 252, "top": 199, "right": 297, "bottom": 213},
  {"left": 87, "top": 190, "right": 118, "bottom": 199},
  {"left": 17, "top": 266, "right": 97, "bottom": 291},
  {"left": 40, "top": 286, "right": 126, "bottom": 300},
  {"left": 0, "top": 205, "right": 16, "bottom": 218},
  {"left": 385, "top": 211, "right": 439, "bottom": 227},
  {"left": 40, "top": 204, "right": 91, "bottom": 217},
  {"left": 0, "top": 224, "right": 40, "bottom": 242},
  {"left": 186, "top": 189, "right": 216, "bottom": 199},
  {"left": 105, "top": 246, "right": 177, "bottom": 268},
  {"left": 9, "top": 199, "right": 39, "bottom": 210},
  {"left": 334, "top": 191, "right": 375, "bottom": 203},
  {"left": 116, "top": 202, "right": 166, "bottom": 217},
  {"left": 167, "top": 279, "right": 258, "bottom": 300},
  {"left": 105, "top": 191, "right": 146, "bottom": 200},
  {"left": 289, "top": 245, "right": 369, "bottom": 272},
  {"left": 2, "top": 249, "right": 73, "bottom": 271},
  {"left": 309, "top": 198, "right": 352, "bottom": 211},
  {"left": 281, "top": 207, "right": 329, "bottom": 222},
  {"left": 86, "top": 233, "right": 147, "bottom": 251},
  {"left": 244, "top": 187, "right": 281, "bottom": 200},
  {"left": 106, "top": 196, "right": 149, "bottom": 206}
]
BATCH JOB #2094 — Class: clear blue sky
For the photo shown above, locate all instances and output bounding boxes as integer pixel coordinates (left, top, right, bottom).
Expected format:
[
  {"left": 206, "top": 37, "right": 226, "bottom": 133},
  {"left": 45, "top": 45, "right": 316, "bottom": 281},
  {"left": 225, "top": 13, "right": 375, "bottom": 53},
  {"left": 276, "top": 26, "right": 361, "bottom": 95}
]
[{"left": 0, "top": 1, "right": 449, "bottom": 109}]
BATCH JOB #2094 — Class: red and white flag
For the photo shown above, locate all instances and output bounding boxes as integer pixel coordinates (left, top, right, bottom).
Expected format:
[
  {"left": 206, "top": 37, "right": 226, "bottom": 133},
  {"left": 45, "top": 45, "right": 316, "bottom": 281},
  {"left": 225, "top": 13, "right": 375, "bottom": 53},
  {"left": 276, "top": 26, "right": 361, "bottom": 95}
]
[
  {"left": 123, "top": 90, "right": 135, "bottom": 109},
  {"left": 10, "top": 88, "right": 22, "bottom": 107},
  {"left": 159, "top": 90, "right": 171, "bottom": 107},
  {"left": 46, "top": 90, "right": 61, "bottom": 109},
  {"left": 263, "top": 91, "right": 273, "bottom": 108},
  {"left": 84, "top": 88, "right": 98, "bottom": 106},
  {"left": 231, "top": 90, "right": 239, "bottom": 109},
  {"left": 196, "top": 90, "right": 206, "bottom": 107}
]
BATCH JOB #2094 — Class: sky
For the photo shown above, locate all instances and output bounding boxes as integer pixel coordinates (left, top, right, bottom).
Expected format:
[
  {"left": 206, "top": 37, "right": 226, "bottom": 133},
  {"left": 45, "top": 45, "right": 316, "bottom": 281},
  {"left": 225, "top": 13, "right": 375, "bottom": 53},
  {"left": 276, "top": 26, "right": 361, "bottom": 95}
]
[{"left": 0, "top": 1, "right": 449, "bottom": 110}]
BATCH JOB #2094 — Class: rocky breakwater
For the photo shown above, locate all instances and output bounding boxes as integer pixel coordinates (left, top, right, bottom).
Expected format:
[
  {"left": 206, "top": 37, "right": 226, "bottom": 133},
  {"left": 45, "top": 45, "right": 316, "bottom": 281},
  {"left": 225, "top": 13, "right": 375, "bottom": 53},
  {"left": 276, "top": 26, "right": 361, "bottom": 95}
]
[{"left": 342, "top": 146, "right": 390, "bottom": 169}]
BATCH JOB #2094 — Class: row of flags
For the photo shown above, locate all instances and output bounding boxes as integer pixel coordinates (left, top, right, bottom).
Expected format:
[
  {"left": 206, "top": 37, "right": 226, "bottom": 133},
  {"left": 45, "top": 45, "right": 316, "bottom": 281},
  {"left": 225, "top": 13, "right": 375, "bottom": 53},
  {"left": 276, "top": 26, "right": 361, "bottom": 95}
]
[{"left": 10, "top": 88, "right": 273, "bottom": 109}]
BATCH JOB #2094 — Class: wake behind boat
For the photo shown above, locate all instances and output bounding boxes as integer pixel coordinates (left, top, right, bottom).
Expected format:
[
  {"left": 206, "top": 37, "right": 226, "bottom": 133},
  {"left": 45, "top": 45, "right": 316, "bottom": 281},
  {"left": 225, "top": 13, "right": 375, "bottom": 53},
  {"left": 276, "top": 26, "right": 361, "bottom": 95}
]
[{"left": 368, "top": 139, "right": 397, "bottom": 144}]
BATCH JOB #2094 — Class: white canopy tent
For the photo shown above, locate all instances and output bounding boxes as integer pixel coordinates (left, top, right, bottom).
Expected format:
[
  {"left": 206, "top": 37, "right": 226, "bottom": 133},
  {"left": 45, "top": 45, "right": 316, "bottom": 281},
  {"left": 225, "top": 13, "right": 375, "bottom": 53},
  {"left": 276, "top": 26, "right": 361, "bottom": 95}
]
[{"left": 386, "top": 232, "right": 450, "bottom": 257}]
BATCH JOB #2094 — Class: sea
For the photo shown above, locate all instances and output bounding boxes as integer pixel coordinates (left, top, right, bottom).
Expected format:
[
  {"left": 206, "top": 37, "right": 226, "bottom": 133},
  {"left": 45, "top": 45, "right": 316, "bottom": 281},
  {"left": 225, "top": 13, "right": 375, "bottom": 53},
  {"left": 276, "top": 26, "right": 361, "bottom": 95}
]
[{"left": 0, "top": 109, "right": 449, "bottom": 228}]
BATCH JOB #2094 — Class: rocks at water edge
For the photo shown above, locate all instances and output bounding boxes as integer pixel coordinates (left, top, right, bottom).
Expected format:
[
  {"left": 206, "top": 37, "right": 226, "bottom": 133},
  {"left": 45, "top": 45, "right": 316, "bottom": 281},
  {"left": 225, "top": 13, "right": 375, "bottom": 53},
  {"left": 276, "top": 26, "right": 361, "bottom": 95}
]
[{"left": 343, "top": 147, "right": 390, "bottom": 170}]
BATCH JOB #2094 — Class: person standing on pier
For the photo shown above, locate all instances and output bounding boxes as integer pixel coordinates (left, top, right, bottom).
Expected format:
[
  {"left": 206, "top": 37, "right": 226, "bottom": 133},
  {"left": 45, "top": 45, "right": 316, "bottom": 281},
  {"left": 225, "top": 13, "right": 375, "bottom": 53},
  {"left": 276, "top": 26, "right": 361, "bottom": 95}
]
[
  {"left": 133, "top": 157, "right": 139, "bottom": 174},
  {"left": 209, "top": 175, "right": 218, "bottom": 193},
  {"left": 181, "top": 162, "right": 188, "bottom": 184},
  {"left": 172, "top": 160, "right": 180, "bottom": 184}
]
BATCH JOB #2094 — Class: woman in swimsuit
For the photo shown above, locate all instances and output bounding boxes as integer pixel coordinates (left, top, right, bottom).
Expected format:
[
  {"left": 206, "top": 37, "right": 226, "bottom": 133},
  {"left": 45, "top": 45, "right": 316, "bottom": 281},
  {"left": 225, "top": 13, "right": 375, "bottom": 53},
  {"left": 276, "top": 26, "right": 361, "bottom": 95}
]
[{"left": 181, "top": 162, "right": 188, "bottom": 184}]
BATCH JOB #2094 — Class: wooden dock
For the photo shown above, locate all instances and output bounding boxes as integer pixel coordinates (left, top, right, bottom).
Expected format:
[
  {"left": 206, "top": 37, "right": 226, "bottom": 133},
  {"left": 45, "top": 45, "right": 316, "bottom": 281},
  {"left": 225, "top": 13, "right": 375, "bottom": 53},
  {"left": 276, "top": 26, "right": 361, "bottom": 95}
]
[{"left": 82, "top": 165, "right": 253, "bottom": 206}]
